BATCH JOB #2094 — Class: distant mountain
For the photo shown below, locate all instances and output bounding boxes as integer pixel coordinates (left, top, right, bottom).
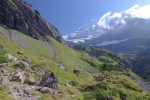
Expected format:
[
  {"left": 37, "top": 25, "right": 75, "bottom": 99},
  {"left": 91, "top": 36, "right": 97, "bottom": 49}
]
[
  {"left": 96, "top": 37, "right": 150, "bottom": 54},
  {"left": 131, "top": 48, "right": 150, "bottom": 80},
  {"left": 65, "top": 5, "right": 150, "bottom": 53},
  {"left": 65, "top": 18, "right": 150, "bottom": 44},
  {"left": 64, "top": 24, "right": 105, "bottom": 43}
]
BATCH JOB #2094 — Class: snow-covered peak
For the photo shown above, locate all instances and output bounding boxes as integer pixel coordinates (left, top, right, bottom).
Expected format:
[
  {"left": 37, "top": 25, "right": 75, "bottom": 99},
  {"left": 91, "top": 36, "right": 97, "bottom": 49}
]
[
  {"left": 64, "top": 4, "right": 150, "bottom": 45},
  {"left": 63, "top": 24, "right": 105, "bottom": 43},
  {"left": 98, "top": 4, "right": 150, "bottom": 30}
]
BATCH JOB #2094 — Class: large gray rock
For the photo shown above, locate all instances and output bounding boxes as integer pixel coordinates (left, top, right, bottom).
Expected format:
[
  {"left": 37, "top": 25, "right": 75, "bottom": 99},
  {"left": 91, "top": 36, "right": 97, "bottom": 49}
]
[
  {"left": 0, "top": 63, "right": 9, "bottom": 68},
  {"left": 73, "top": 70, "right": 80, "bottom": 75},
  {"left": 6, "top": 54, "right": 18, "bottom": 62},
  {"left": 36, "top": 86, "right": 55, "bottom": 94},
  {"left": 19, "top": 61, "right": 30, "bottom": 69},
  {"left": 12, "top": 69, "right": 25, "bottom": 84},
  {"left": 39, "top": 71, "right": 58, "bottom": 89},
  {"left": 0, "top": 75, "right": 10, "bottom": 86},
  {"left": 17, "top": 51, "right": 23, "bottom": 55},
  {"left": 55, "top": 63, "right": 65, "bottom": 70},
  {"left": 24, "top": 75, "right": 36, "bottom": 85}
]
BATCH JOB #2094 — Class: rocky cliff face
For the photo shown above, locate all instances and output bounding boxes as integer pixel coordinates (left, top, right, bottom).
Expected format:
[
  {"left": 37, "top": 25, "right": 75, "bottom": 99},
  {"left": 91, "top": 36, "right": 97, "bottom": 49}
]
[{"left": 0, "top": 0, "right": 64, "bottom": 43}]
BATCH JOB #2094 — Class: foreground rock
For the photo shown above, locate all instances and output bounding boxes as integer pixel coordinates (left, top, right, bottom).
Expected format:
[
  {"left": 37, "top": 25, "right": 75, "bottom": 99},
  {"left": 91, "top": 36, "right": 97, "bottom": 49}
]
[
  {"left": 6, "top": 54, "right": 18, "bottom": 62},
  {"left": 12, "top": 69, "right": 25, "bottom": 84},
  {"left": 19, "top": 61, "right": 30, "bottom": 69},
  {"left": 24, "top": 75, "right": 36, "bottom": 85},
  {"left": 9, "top": 83, "right": 40, "bottom": 100},
  {"left": 73, "top": 70, "right": 80, "bottom": 75},
  {"left": 36, "top": 86, "right": 55, "bottom": 94},
  {"left": 0, "top": 63, "right": 9, "bottom": 68},
  {"left": 0, "top": 75, "right": 10, "bottom": 86},
  {"left": 39, "top": 71, "right": 58, "bottom": 89}
]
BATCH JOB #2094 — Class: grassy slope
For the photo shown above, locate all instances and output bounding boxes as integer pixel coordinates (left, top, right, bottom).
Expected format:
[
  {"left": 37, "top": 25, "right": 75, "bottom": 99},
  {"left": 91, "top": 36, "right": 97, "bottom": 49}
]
[
  {"left": 0, "top": 26, "right": 98, "bottom": 99},
  {"left": 81, "top": 71, "right": 150, "bottom": 100},
  {"left": 0, "top": 26, "right": 150, "bottom": 100}
]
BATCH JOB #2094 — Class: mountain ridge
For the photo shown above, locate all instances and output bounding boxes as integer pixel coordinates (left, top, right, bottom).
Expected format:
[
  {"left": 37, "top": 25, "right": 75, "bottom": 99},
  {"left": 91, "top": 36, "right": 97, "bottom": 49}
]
[{"left": 0, "top": 0, "right": 64, "bottom": 44}]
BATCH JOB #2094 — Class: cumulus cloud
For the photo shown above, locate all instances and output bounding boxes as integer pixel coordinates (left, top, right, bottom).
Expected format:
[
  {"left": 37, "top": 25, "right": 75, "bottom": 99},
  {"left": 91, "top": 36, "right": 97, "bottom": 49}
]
[
  {"left": 98, "top": 4, "right": 150, "bottom": 29},
  {"left": 98, "top": 12, "right": 111, "bottom": 28},
  {"left": 110, "top": 12, "right": 122, "bottom": 19},
  {"left": 126, "top": 4, "right": 150, "bottom": 19}
]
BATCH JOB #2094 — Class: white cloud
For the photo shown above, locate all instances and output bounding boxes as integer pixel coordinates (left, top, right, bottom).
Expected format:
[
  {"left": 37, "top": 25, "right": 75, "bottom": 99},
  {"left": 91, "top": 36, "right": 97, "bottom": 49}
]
[
  {"left": 126, "top": 4, "right": 150, "bottom": 19},
  {"left": 98, "top": 12, "right": 111, "bottom": 28},
  {"left": 98, "top": 4, "right": 150, "bottom": 29},
  {"left": 110, "top": 13, "right": 122, "bottom": 19},
  {"left": 125, "top": 5, "right": 139, "bottom": 14}
]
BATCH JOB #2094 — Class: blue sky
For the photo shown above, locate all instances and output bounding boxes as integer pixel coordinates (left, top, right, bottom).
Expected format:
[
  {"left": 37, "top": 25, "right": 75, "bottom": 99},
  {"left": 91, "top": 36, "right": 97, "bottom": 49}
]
[{"left": 27, "top": 0, "right": 150, "bottom": 35}]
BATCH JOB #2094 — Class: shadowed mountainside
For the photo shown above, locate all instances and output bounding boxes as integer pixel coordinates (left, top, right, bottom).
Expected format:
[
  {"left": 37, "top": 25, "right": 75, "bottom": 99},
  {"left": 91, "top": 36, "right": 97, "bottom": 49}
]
[{"left": 0, "top": 0, "right": 64, "bottom": 43}]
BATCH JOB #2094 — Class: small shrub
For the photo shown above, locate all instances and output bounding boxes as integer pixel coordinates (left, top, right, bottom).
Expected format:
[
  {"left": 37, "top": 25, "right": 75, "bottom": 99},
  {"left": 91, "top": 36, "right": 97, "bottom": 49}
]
[
  {"left": 96, "top": 89, "right": 112, "bottom": 100},
  {"left": 0, "top": 47, "right": 8, "bottom": 64},
  {"left": 83, "top": 92, "right": 96, "bottom": 100},
  {"left": 13, "top": 62, "right": 24, "bottom": 69},
  {"left": 98, "top": 56, "right": 114, "bottom": 63},
  {"left": 0, "top": 55, "right": 8, "bottom": 63},
  {"left": 96, "top": 82, "right": 109, "bottom": 90},
  {"left": 99, "top": 63, "right": 115, "bottom": 71}
]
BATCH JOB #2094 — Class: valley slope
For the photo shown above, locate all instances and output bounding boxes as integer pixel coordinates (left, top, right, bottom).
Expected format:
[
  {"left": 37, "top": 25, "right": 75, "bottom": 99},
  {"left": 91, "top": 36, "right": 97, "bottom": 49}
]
[{"left": 0, "top": 0, "right": 150, "bottom": 100}]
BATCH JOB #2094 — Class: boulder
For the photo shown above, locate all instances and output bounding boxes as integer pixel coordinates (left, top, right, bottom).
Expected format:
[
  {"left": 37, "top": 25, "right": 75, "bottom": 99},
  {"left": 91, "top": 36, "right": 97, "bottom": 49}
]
[
  {"left": 24, "top": 75, "right": 36, "bottom": 85},
  {"left": 39, "top": 71, "right": 58, "bottom": 89},
  {"left": 65, "top": 83, "right": 71, "bottom": 88},
  {"left": 0, "top": 63, "right": 9, "bottom": 68},
  {"left": 6, "top": 54, "right": 18, "bottom": 62},
  {"left": 73, "top": 70, "right": 80, "bottom": 75},
  {"left": 0, "top": 69, "right": 8, "bottom": 74},
  {"left": 24, "top": 56, "right": 31, "bottom": 60},
  {"left": 0, "top": 75, "right": 10, "bottom": 86},
  {"left": 17, "top": 51, "right": 23, "bottom": 55},
  {"left": 12, "top": 69, "right": 25, "bottom": 84},
  {"left": 36, "top": 86, "right": 55, "bottom": 94},
  {"left": 69, "top": 80, "right": 78, "bottom": 86},
  {"left": 58, "top": 64, "right": 65, "bottom": 70},
  {"left": 19, "top": 61, "right": 30, "bottom": 69}
]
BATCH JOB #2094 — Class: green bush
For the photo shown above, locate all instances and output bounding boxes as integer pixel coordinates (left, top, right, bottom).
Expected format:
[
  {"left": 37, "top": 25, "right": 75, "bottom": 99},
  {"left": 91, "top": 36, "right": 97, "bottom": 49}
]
[
  {"left": 96, "top": 89, "right": 112, "bottom": 100},
  {"left": 0, "top": 47, "right": 8, "bottom": 64},
  {"left": 0, "top": 55, "right": 8, "bottom": 64},
  {"left": 13, "top": 62, "right": 24, "bottom": 69},
  {"left": 83, "top": 92, "right": 96, "bottom": 100},
  {"left": 99, "top": 63, "right": 115, "bottom": 71},
  {"left": 98, "top": 56, "right": 114, "bottom": 63},
  {"left": 96, "top": 82, "right": 109, "bottom": 90}
]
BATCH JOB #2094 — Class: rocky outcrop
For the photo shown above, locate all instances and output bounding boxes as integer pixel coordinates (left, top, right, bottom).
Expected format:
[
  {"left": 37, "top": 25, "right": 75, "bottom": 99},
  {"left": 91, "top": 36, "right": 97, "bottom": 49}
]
[
  {"left": 0, "top": 63, "right": 9, "bottom": 68},
  {"left": 39, "top": 71, "right": 58, "bottom": 89},
  {"left": 0, "top": 0, "right": 64, "bottom": 44},
  {"left": 24, "top": 75, "right": 36, "bottom": 85},
  {"left": 0, "top": 75, "right": 10, "bottom": 86},
  {"left": 73, "top": 70, "right": 80, "bottom": 75},
  {"left": 36, "top": 86, "right": 55, "bottom": 94},
  {"left": 12, "top": 69, "right": 25, "bottom": 84},
  {"left": 6, "top": 54, "right": 18, "bottom": 62}
]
